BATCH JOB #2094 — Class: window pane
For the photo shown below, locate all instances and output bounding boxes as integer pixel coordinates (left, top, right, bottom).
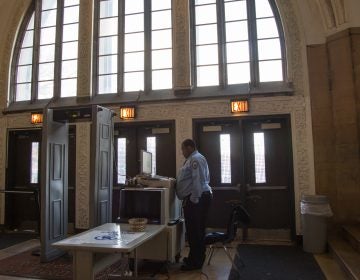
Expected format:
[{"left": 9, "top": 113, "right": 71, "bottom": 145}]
[
  {"left": 62, "top": 60, "right": 77, "bottom": 78},
  {"left": 227, "top": 62, "right": 250, "bottom": 84},
  {"left": 100, "top": 0, "right": 118, "bottom": 18},
  {"left": 63, "top": 6, "right": 79, "bottom": 24},
  {"left": 62, "top": 24, "right": 79, "bottom": 42},
  {"left": 259, "top": 60, "right": 283, "bottom": 82},
  {"left": 226, "top": 41, "right": 249, "bottom": 63},
  {"left": 152, "top": 30, "right": 172, "bottom": 49},
  {"left": 31, "top": 142, "right": 39, "bottom": 184},
  {"left": 17, "top": 65, "right": 32, "bottom": 83},
  {"left": 39, "top": 45, "right": 55, "bottom": 62},
  {"left": 18, "top": 48, "right": 33, "bottom": 65},
  {"left": 40, "top": 27, "right": 56, "bottom": 45},
  {"left": 196, "top": 45, "right": 218, "bottom": 65},
  {"left": 22, "top": 30, "right": 34, "bottom": 48},
  {"left": 125, "top": 0, "right": 144, "bottom": 14},
  {"left": 226, "top": 21, "right": 248, "bottom": 41},
  {"left": 152, "top": 0, "right": 171, "bottom": 11},
  {"left": 124, "top": 52, "right": 144, "bottom": 72},
  {"left": 220, "top": 134, "right": 231, "bottom": 184},
  {"left": 197, "top": 65, "right": 219, "bottom": 86},
  {"left": 16, "top": 83, "right": 31, "bottom": 101},
  {"left": 42, "top": 0, "right": 57, "bottom": 10},
  {"left": 255, "top": 0, "right": 274, "bottom": 18},
  {"left": 99, "top": 36, "right": 118, "bottom": 55},
  {"left": 125, "top": 14, "right": 144, "bottom": 33},
  {"left": 152, "top": 49, "right": 172, "bottom": 69},
  {"left": 28, "top": 14, "right": 35, "bottom": 30},
  {"left": 146, "top": 137, "right": 156, "bottom": 175},
  {"left": 62, "top": 42, "right": 78, "bottom": 59},
  {"left": 256, "top": 18, "right": 278, "bottom": 39},
  {"left": 152, "top": 69, "right": 172, "bottom": 90},
  {"left": 117, "top": 138, "right": 126, "bottom": 184},
  {"left": 225, "top": 1, "right": 247, "bottom": 21},
  {"left": 195, "top": 5, "right": 217, "bottom": 25},
  {"left": 196, "top": 24, "right": 218, "bottom": 45},
  {"left": 99, "top": 17, "right": 118, "bottom": 36},
  {"left": 254, "top": 132, "right": 266, "bottom": 183},
  {"left": 195, "top": 0, "right": 216, "bottom": 4},
  {"left": 38, "top": 62, "right": 54, "bottom": 81},
  {"left": 124, "top": 72, "right": 144, "bottom": 91},
  {"left": 98, "top": 74, "right": 117, "bottom": 94},
  {"left": 61, "top": 78, "right": 77, "bottom": 97},
  {"left": 125, "top": 33, "right": 144, "bottom": 52},
  {"left": 65, "top": 0, "right": 80, "bottom": 6},
  {"left": 41, "top": 10, "right": 57, "bottom": 27},
  {"left": 38, "top": 80, "right": 54, "bottom": 99},
  {"left": 152, "top": 10, "right": 171, "bottom": 30},
  {"left": 99, "top": 55, "right": 118, "bottom": 74},
  {"left": 258, "top": 38, "right": 281, "bottom": 60}
]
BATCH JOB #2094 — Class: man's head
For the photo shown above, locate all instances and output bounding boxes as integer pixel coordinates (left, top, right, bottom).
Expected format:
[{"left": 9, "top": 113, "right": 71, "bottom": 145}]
[{"left": 181, "top": 139, "right": 197, "bottom": 158}]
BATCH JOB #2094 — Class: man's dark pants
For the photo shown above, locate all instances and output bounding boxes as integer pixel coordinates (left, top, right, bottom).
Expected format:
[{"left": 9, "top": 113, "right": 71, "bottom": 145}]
[{"left": 183, "top": 191, "right": 212, "bottom": 267}]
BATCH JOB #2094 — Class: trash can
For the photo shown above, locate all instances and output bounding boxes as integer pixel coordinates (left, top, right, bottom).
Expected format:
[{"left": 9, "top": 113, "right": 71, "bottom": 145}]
[{"left": 301, "top": 194, "right": 333, "bottom": 253}]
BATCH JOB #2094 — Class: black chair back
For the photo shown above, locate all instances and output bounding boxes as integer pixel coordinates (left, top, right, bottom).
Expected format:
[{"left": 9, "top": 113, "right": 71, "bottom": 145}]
[{"left": 225, "top": 205, "right": 250, "bottom": 243}]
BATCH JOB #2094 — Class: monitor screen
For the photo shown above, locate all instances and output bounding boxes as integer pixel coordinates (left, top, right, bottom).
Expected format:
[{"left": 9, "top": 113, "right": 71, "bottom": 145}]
[{"left": 140, "top": 149, "right": 152, "bottom": 175}]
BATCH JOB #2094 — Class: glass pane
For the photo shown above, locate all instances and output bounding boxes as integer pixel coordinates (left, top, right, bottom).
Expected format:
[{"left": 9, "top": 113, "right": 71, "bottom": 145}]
[
  {"left": 40, "top": 27, "right": 56, "bottom": 45},
  {"left": 17, "top": 65, "right": 32, "bottom": 83},
  {"left": 38, "top": 62, "right": 54, "bottom": 81},
  {"left": 152, "top": 49, "right": 172, "bottom": 69},
  {"left": 124, "top": 52, "right": 144, "bottom": 72},
  {"left": 38, "top": 80, "right": 54, "bottom": 99},
  {"left": 61, "top": 78, "right": 77, "bottom": 97},
  {"left": 124, "top": 33, "right": 144, "bottom": 52},
  {"left": 254, "top": 132, "right": 266, "bottom": 183},
  {"left": 117, "top": 138, "right": 126, "bottom": 184},
  {"left": 226, "top": 41, "right": 249, "bottom": 63},
  {"left": 255, "top": 0, "right": 274, "bottom": 18},
  {"left": 62, "top": 60, "right": 77, "bottom": 78},
  {"left": 99, "top": 55, "right": 118, "bottom": 74},
  {"left": 125, "top": 14, "right": 144, "bottom": 33},
  {"left": 152, "top": 69, "right": 172, "bottom": 90},
  {"left": 22, "top": 30, "right": 34, "bottom": 48},
  {"left": 152, "top": 10, "right": 171, "bottom": 30},
  {"left": 62, "top": 42, "right": 78, "bottom": 60},
  {"left": 100, "top": 0, "right": 118, "bottom": 18},
  {"left": 39, "top": 45, "right": 55, "bottom": 62},
  {"left": 226, "top": 21, "right": 248, "bottom": 41},
  {"left": 196, "top": 45, "right": 218, "bottom": 65},
  {"left": 152, "top": 0, "right": 171, "bottom": 11},
  {"left": 152, "top": 30, "right": 172, "bottom": 49},
  {"left": 98, "top": 74, "right": 117, "bottom": 94},
  {"left": 41, "top": 10, "right": 57, "bottom": 27},
  {"left": 220, "top": 134, "right": 231, "bottom": 184},
  {"left": 99, "top": 17, "right": 118, "bottom": 36},
  {"left": 197, "top": 65, "right": 219, "bottom": 86},
  {"left": 259, "top": 60, "right": 283, "bottom": 82},
  {"left": 99, "top": 36, "right": 118, "bottom": 55},
  {"left": 256, "top": 18, "right": 278, "bottom": 39},
  {"left": 30, "top": 142, "right": 39, "bottom": 184},
  {"left": 65, "top": 0, "right": 80, "bottom": 6},
  {"left": 196, "top": 24, "right": 218, "bottom": 45},
  {"left": 227, "top": 62, "right": 250, "bottom": 84},
  {"left": 195, "top": 5, "right": 217, "bottom": 25},
  {"left": 225, "top": 1, "right": 247, "bottom": 21},
  {"left": 125, "top": 0, "right": 144, "bottom": 14},
  {"left": 62, "top": 23, "right": 79, "bottom": 42},
  {"left": 124, "top": 71, "right": 144, "bottom": 91},
  {"left": 146, "top": 137, "right": 156, "bottom": 175},
  {"left": 18, "top": 48, "right": 33, "bottom": 65},
  {"left": 64, "top": 6, "right": 79, "bottom": 24},
  {"left": 258, "top": 38, "right": 281, "bottom": 60},
  {"left": 195, "top": 0, "right": 216, "bottom": 4},
  {"left": 27, "top": 14, "right": 35, "bottom": 30},
  {"left": 42, "top": 0, "right": 57, "bottom": 10},
  {"left": 16, "top": 83, "right": 31, "bottom": 101}
]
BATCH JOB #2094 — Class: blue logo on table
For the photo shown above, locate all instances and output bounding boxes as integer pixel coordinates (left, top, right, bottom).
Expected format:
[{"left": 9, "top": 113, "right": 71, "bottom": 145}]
[{"left": 94, "top": 231, "right": 120, "bottom": 241}]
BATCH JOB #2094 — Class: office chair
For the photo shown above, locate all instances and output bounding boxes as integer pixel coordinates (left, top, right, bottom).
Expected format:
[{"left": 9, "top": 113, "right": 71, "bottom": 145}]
[{"left": 204, "top": 203, "right": 250, "bottom": 267}]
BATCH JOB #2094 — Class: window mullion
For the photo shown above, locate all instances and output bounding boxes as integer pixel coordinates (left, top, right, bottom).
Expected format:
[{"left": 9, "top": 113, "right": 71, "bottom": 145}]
[
  {"left": 92, "top": 0, "right": 100, "bottom": 96},
  {"left": 118, "top": 0, "right": 125, "bottom": 94},
  {"left": 247, "top": 0, "right": 259, "bottom": 86},
  {"left": 144, "top": 0, "right": 152, "bottom": 92},
  {"left": 53, "top": 0, "right": 64, "bottom": 100},
  {"left": 32, "top": 0, "right": 42, "bottom": 101},
  {"left": 217, "top": 0, "right": 226, "bottom": 88},
  {"left": 189, "top": 0, "right": 197, "bottom": 87}
]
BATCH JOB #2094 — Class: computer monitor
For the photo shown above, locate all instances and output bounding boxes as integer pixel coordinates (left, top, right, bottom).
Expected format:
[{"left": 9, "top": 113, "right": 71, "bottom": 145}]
[{"left": 140, "top": 149, "right": 152, "bottom": 176}]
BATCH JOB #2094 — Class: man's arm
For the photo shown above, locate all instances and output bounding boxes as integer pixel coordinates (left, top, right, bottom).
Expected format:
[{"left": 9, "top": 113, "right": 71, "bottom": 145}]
[{"left": 190, "top": 160, "right": 203, "bottom": 203}]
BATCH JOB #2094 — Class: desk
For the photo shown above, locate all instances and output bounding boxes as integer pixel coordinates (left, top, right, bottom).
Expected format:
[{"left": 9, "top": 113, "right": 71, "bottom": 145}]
[{"left": 52, "top": 223, "right": 165, "bottom": 279}]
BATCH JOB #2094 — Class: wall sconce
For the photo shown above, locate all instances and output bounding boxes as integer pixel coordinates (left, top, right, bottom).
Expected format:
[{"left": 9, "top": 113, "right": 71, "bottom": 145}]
[
  {"left": 231, "top": 100, "right": 249, "bottom": 113},
  {"left": 31, "top": 112, "right": 43, "bottom": 124},
  {"left": 120, "top": 106, "right": 135, "bottom": 120}
]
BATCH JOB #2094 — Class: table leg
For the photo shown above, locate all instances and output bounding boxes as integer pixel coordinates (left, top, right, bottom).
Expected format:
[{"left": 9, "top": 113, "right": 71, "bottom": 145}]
[
  {"left": 73, "top": 251, "right": 94, "bottom": 280},
  {"left": 134, "top": 248, "right": 138, "bottom": 278}
]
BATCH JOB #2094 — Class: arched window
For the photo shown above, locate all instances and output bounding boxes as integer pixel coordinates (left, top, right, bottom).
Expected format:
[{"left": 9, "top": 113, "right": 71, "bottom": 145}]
[
  {"left": 192, "top": 0, "right": 285, "bottom": 88},
  {"left": 11, "top": 0, "right": 80, "bottom": 103},
  {"left": 95, "top": 0, "right": 173, "bottom": 95}
]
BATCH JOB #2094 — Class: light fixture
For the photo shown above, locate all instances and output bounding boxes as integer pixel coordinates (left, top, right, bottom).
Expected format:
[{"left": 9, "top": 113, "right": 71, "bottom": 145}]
[
  {"left": 231, "top": 99, "right": 249, "bottom": 113},
  {"left": 31, "top": 112, "right": 43, "bottom": 124},
  {"left": 120, "top": 106, "right": 135, "bottom": 120}
]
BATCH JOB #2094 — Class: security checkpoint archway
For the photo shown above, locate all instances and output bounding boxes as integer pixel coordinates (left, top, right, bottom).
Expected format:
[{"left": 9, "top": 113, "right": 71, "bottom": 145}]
[{"left": 40, "top": 105, "right": 114, "bottom": 262}]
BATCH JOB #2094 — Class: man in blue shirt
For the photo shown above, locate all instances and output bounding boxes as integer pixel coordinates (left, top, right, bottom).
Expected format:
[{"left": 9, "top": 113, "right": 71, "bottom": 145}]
[{"left": 176, "top": 139, "right": 212, "bottom": 270}]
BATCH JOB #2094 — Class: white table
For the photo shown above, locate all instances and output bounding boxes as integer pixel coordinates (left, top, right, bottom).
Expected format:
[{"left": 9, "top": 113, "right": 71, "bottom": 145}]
[{"left": 52, "top": 223, "right": 165, "bottom": 279}]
